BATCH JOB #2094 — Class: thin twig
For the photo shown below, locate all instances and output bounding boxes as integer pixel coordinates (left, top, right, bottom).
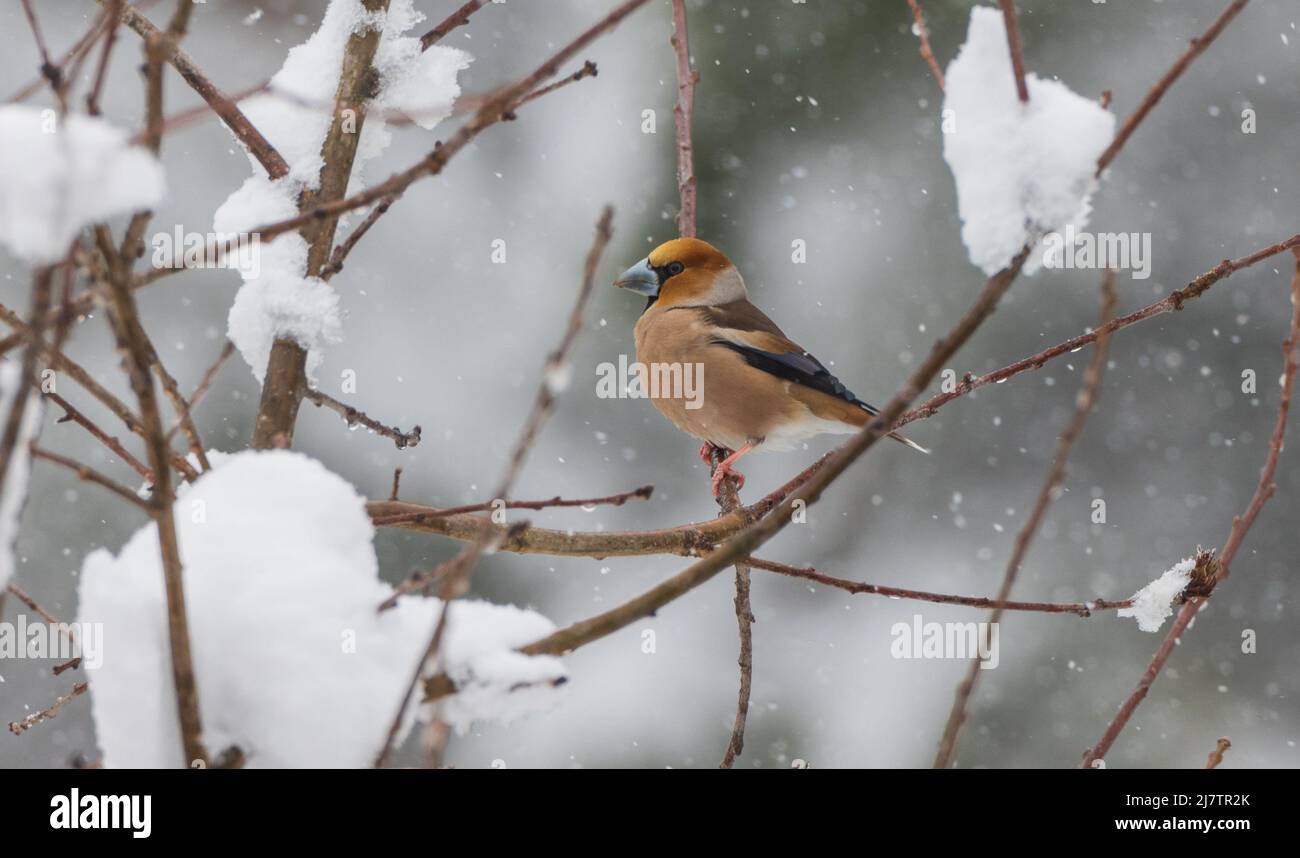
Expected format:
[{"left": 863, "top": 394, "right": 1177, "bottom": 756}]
[
  {"left": 8, "top": 682, "right": 88, "bottom": 736},
  {"left": 934, "top": 271, "right": 1117, "bottom": 769},
  {"left": 45, "top": 392, "right": 152, "bottom": 482},
  {"left": 380, "top": 207, "right": 615, "bottom": 766},
  {"left": 320, "top": 62, "right": 600, "bottom": 281},
  {"left": 101, "top": 0, "right": 290, "bottom": 178},
  {"left": 670, "top": 0, "right": 698, "bottom": 237},
  {"left": 303, "top": 387, "right": 422, "bottom": 449},
  {"left": 1079, "top": 248, "right": 1298, "bottom": 768},
  {"left": 997, "top": 0, "right": 1029, "bottom": 103},
  {"left": 164, "top": 340, "right": 234, "bottom": 443},
  {"left": 371, "top": 484, "right": 652, "bottom": 523},
  {"left": 747, "top": 558, "right": 1132, "bottom": 616},
  {"left": 1205, "top": 737, "right": 1231, "bottom": 769},
  {"left": 96, "top": 230, "right": 207, "bottom": 766},
  {"left": 6, "top": 6, "right": 113, "bottom": 104},
  {"left": 420, "top": 0, "right": 490, "bottom": 51},
  {"left": 85, "top": 0, "right": 125, "bottom": 115},
  {"left": 715, "top": 443, "right": 754, "bottom": 769},
  {"left": 1096, "top": 0, "right": 1250, "bottom": 175},
  {"left": 905, "top": 0, "right": 944, "bottom": 91},
  {"left": 0, "top": 269, "right": 53, "bottom": 496}
]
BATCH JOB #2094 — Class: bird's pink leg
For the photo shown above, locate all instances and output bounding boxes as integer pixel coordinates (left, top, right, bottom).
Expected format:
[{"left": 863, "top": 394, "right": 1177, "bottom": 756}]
[
  {"left": 710, "top": 443, "right": 755, "bottom": 498},
  {"left": 698, "top": 442, "right": 718, "bottom": 465}
]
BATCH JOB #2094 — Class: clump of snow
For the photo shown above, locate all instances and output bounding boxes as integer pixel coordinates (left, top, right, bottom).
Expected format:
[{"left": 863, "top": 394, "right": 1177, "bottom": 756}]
[
  {"left": 77, "top": 450, "right": 563, "bottom": 768},
  {"left": 941, "top": 6, "right": 1115, "bottom": 275},
  {"left": 0, "top": 106, "right": 164, "bottom": 264},
  {"left": 1118, "top": 556, "right": 1194, "bottom": 633},
  {"left": 216, "top": 0, "right": 470, "bottom": 380},
  {"left": 0, "top": 362, "right": 42, "bottom": 589}
]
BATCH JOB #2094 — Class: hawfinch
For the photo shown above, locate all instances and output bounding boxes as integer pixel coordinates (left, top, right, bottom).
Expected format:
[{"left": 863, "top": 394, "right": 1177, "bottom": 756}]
[{"left": 615, "top": 237, "right": 928, "bottom": 497}]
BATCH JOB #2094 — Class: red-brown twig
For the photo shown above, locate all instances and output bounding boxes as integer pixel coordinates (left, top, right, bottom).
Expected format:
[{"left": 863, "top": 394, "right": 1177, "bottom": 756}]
[
  {"left": 901, "top": 236, "right": 1300, "bottom": 431},
  {"left": 670, "top": 0, "right": 698, "bottom": 238},
  {"left": 1205, "top": 737, "right": 1231, "bottom": 769},
  {"left": 319, "top": 62, "right": 599, "bottom": 281},
  {"left": 18, "top": 0, "right": 63, "bottom": 110},
  {"left": 747, "top": 558, "right": 1132, "bottom": 616},
  {"left": 46, "top": 392, "right": 152, "bottom": 482},
  {"left": 5, "top": 583, "right": 81, "bottom": 674},
  {"left": 997, "top": 0, "right": 1029, "bottom": 103},
  {"left": 303, "top": 387, "right": 422, "bottom": 450},
  {"left": 934, "top": 271, "right": 1117, "bottom": 769},
  {"left": 371, "top": 484, "right": 652, "bottom": 524},
  {"left": 711, "top": 446, "right": 753, "bottom": 769},
  {"left": 8, "top": 682, "right": 89, "bottom": 736},
  {"left": 224, "top": 0, "right": 652, "bottom": 297},
  {"left": 164, "top": 340, "right": 234, "bottom": 443},
  {"left": 95, "top": 229, "right": 207, "bottom": 766},
  {"left": 0, "top": 269, "right": 53, "bottom": 497},
  {"left": 906, "top": 0, "right": 944, "bottom": 91},
  {"left": 1079, "top": 248, "right": 1298, "bottom": 769},
  {"left": 6, "top": 5, "right": 116, "bottom": 105},
  {"left": 420, "top": 0, "right": 491, "bottom": 50},
  {"left": 1096, "top": 0, "right": 1249, "bottom": 175},
  {"left": 85, "top": 0, "right": 125, "bottom": 115},
  {"left": 102, "top": 0, "right": 289, "bottom": 179},
  {"left": 378, "top": 207, "right": 615, "bottom": 767}
]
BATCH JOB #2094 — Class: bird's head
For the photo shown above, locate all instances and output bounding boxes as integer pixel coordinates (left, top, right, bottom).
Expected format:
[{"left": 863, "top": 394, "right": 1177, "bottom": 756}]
[{"left": 613, "top": 237, "right": 746, "bottom": 309}]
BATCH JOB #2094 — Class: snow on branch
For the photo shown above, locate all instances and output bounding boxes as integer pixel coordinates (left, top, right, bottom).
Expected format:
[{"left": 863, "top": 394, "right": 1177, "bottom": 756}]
[
  {"left": 941, "top": 7, "right": 1114, "bottom": 276},
  {"left": 76, "top": 451, "right": 564, "bottom": 767}
]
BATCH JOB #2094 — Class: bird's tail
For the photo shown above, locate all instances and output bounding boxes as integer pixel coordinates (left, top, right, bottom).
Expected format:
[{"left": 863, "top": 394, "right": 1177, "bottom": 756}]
[{"left": 887, "top": 430, "right": 930, "bottom": 455}]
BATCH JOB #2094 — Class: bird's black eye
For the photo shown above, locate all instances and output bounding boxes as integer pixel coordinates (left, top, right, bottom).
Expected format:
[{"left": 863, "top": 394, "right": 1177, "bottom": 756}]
[{"left": 667, "top": 261, "right": 685, "bottom": 276}]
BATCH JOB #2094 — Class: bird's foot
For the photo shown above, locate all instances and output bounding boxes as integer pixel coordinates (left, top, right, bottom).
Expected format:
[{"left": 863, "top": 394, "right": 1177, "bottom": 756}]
[
  {"left": 710, "top": 461, "right": 746, "bottom": 497},
  {"left": 698, "top": 442, "right": 724, "bottom": 465}
]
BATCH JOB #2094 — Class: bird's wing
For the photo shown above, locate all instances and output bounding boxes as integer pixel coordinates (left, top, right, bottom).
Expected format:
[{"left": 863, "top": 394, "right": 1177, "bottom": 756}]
[{"left": 698, "top": 300, "right": 877, "bottom": 413}]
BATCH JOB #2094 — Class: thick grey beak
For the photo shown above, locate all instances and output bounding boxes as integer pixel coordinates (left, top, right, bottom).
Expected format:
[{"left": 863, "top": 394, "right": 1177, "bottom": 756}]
[{"left": 614, "top": 257, "right": 659, "bottom": 297}]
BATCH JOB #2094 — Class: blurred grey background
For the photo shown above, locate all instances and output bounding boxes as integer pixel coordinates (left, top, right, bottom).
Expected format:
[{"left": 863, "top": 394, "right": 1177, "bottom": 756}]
[{"left": 1, "top": 0, "right": 1297, "bottom": 768}]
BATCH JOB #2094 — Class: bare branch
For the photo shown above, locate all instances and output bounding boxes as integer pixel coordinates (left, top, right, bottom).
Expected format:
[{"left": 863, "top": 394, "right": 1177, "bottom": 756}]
[
  {"left": 45, "top": 391, "right": 152, "bottom": 482},
  {"left": 96, "top": 231, "right": 207, "bottom": 766},
  {"left": 747, "top": 558, "right": 1132, "bottom": 616},
  {"left": 371, "top": 484, "right": 652, "bottom": 523},
  {"left": 320, "top": 61, "right": 600, "bottom": 281},
  {"left": 905, "top": 0, "right": 945, "bottom": 91},
  {"left": 164, "top": 340, "right": 234, "bottom": 443},
  {"left": 420, "top": 0, "right": 491, "bottom": 51},
  {"left": 303, "top": 387, "right": 422, "bottom": 449},
  {"left": 1096, "top": 0, "right": 1250, "bottom": 175},
  {"left": 670, "top": 0, "right": 698, "bottom": 237},
  {"left": 101, "top": 0, "right": 290, "bottom": 179},
  {"left": 1205, "top": 737, "right": 1231, "bottom": 769},
  {"left": 1079, "top": 247, "right": 1299, "bottom": 768},
  {"left": 379, "top": 206, "right": 614, "bottom": 766},
  {"left": 934, "top": 271, "right": 1117, "bottom": 769},
  {"left": 997, "top": 0, "right": 1029, "bottom": 103},
  {"left": 31, "top": 444, "right": 152, "bottom": 513},
  {"left": 7, "top": 682, "right": 88, "bottom": 737}
]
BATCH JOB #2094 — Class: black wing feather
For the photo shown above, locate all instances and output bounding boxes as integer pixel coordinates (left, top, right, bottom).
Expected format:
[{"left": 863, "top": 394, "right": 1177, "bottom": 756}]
[{"left": 714, "top": 340, "right": 879, "bottom": 415}]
